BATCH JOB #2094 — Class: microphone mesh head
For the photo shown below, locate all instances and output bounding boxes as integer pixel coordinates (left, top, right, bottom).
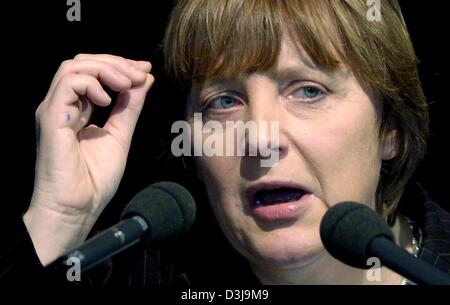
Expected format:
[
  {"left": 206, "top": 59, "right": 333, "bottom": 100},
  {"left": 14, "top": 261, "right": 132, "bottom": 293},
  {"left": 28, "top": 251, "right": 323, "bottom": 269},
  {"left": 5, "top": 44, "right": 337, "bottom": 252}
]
[
  {"left": 121, "top": 182, "right": 196, "bottom": 244},
  {"left": 320, "top": 202, "right": 394, "bottom": 269}
]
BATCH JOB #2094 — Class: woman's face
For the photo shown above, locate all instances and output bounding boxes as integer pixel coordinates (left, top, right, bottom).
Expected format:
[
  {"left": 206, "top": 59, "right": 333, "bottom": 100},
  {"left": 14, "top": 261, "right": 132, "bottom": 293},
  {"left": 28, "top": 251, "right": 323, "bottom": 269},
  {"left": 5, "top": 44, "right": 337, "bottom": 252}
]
[{"left": 187, "top": 35, "right": 391, "bottom": 269}]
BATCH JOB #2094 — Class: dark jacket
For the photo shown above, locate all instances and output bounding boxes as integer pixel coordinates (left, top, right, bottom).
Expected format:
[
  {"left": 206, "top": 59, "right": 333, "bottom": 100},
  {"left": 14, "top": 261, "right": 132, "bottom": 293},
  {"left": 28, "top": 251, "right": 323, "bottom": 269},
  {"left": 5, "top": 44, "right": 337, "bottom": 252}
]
[{"left": 398, "top": 182, "right": 450, "bottom": 273}]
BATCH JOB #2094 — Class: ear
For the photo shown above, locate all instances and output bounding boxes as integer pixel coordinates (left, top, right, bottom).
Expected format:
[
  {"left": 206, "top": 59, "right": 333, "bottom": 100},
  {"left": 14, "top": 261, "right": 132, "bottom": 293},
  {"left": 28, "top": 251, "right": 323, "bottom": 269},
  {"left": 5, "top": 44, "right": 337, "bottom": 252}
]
[{"left": 381, "top": 129, "right": 399, "bottom": 161}]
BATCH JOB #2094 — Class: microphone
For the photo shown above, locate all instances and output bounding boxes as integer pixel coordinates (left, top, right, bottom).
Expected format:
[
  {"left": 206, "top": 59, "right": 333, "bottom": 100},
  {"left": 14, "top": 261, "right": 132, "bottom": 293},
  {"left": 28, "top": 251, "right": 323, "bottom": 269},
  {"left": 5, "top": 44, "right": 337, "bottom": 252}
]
[
  {"left": 47, "top": 181, "right": 196, "bottom": 276},
  {"left": 320, "top": 202, "right": 450, "bottom": 285}
]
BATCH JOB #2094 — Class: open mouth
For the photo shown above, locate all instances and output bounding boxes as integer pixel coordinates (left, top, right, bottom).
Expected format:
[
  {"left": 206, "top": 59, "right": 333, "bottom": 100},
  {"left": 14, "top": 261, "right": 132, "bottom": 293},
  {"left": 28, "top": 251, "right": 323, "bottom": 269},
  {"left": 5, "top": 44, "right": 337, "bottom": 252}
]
[
  {"left": 245, "top": 182, "right": 312, "bottom": 221},
  {"left": 248, "top": 186, "right": 307, "bottom": 206}
]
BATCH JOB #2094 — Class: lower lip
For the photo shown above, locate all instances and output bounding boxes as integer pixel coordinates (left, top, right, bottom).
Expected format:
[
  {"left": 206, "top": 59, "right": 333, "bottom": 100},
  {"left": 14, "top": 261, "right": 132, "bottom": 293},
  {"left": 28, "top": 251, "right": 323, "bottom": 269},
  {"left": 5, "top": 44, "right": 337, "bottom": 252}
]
[{"left": 250, "top": 193, "right": 312, "bottom": 222}]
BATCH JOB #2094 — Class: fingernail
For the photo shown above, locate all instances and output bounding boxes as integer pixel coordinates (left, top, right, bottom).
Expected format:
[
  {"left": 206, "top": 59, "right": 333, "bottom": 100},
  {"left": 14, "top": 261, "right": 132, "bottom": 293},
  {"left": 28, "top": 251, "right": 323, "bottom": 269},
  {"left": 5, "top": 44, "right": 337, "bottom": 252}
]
[{"left": 140, "top": 61, "right": 152, "bottom": 72}]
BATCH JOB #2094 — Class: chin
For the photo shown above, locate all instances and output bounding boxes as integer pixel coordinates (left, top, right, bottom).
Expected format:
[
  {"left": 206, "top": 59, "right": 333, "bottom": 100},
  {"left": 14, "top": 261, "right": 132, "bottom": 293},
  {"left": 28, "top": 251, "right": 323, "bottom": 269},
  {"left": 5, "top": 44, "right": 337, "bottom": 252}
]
[{"left": 241, "top": 225, "right": 324, "bottom": 269}]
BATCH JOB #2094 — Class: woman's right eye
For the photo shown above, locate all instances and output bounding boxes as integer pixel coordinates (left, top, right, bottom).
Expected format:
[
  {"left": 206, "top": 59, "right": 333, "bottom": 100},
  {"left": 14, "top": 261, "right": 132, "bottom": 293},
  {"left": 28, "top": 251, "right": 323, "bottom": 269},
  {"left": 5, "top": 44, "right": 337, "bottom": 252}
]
[{"left": 205, "top": 96, "right": 241, "bottom": 110}]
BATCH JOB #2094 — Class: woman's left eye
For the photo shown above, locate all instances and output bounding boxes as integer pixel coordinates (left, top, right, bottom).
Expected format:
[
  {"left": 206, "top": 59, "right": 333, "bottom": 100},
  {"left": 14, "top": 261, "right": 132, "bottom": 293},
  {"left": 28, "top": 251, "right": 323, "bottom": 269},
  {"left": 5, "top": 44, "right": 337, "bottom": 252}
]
[{"left": 288, "top": 85, "right": 325, "bottom": 101}]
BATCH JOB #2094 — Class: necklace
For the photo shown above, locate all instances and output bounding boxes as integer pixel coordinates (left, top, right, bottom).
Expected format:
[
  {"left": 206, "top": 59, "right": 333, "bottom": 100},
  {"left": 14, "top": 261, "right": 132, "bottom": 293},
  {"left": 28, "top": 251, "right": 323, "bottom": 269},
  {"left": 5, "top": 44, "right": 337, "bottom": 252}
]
[{"left": 400, "top": 218, "right": 422, "bottom": 285}]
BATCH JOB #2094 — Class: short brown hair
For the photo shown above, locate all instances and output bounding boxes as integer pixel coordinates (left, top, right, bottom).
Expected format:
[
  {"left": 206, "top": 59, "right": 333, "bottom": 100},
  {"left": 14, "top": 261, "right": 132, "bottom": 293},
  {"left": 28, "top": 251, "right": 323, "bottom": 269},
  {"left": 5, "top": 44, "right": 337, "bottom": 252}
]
[{"left": 163, "top": 0, "right": 429, "bottom": 225}]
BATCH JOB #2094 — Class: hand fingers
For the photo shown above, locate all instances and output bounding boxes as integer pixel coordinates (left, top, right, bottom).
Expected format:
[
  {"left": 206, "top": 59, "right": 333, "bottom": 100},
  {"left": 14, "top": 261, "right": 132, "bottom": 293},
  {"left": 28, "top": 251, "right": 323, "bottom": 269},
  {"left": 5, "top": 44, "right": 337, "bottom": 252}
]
[
  {"left": 49, "top": 59, "right": 141, "bottom": 93},
  {"left": 74, "top": 53, "right": 151, "bottom": 81},
  {"left": 74, "top": 53, "right": 152, "bottom": 72},
  {"left": 103, "top": 73, "right": 155, "bottom": 150},
  {"left": 41, "top": 74, "right": 111, "bottom": 130},
  {"left": 38, "top": 55, "right": 154, "bottom": 140}
]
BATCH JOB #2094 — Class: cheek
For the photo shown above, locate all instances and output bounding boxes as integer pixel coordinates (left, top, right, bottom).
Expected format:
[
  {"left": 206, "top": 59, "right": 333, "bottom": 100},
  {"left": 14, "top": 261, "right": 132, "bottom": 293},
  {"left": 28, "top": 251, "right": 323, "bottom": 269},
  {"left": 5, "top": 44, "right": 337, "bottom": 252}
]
[
  {"left": 196, "top": 156, "right": 242, "bottom": 212},
  {"left": 196, "top": 156, "right": 251, "bottom": 247},
  {"left": 197, "top": 156, "right": 239, "bottom": 184},
  {"left": 189, "top": 116, "right": 244, "bottom": 218},
  {"left": 296, "top": 99, "right": 382, "bottom": 207}
]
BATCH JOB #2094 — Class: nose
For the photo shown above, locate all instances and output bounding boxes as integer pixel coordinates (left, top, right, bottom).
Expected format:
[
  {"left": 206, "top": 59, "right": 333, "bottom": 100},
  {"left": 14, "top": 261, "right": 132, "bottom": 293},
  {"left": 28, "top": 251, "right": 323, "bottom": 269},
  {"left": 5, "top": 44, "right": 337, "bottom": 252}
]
[{"left": 242, "top": 89, "right": 289, "bottom": 167}]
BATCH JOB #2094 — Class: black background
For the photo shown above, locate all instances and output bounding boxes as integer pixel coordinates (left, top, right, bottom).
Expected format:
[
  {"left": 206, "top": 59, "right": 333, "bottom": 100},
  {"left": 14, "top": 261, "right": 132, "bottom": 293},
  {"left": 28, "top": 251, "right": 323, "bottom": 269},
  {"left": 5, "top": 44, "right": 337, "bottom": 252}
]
[{"left": 1, "top": 0, "right": 449, "bottom": 285}]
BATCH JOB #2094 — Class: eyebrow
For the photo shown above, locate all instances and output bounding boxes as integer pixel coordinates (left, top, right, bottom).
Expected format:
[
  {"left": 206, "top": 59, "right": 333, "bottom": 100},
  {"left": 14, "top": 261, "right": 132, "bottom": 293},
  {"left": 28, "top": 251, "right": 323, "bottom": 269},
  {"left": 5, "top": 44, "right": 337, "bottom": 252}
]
[
  {"left": 267, "top": 65, "right": 330, "bottom": 81},
  {"left": 194, "top": 62, "right": 346, "bottom": 99},
  {"left": 200, "top": 66, "right": 327, "bottom": 88}
]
